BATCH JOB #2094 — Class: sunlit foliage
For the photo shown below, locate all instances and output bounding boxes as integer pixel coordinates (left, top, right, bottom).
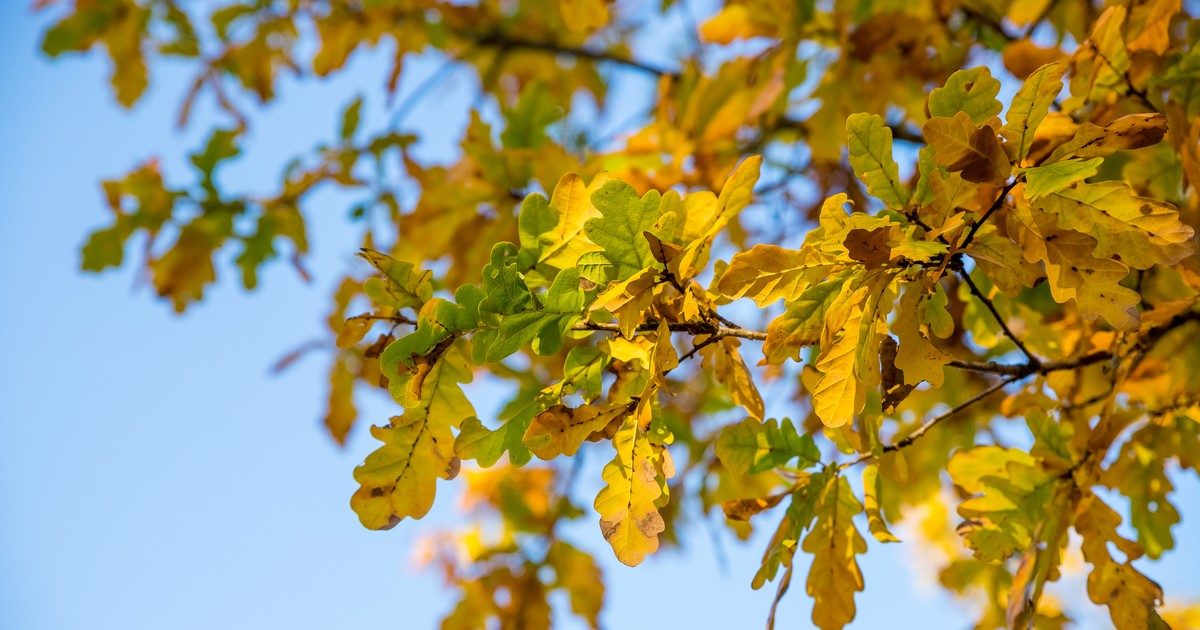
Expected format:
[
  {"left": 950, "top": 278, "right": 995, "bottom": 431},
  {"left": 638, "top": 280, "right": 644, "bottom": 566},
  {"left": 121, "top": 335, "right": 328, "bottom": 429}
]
[{"left": 42, "top": 0, "right": 1200, "bottom": 626}]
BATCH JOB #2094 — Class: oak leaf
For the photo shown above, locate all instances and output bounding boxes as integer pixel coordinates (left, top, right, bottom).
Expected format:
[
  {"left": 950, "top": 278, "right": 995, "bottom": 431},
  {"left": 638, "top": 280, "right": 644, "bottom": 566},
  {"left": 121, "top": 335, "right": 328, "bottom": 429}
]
[
  {"left": 846, "top": 113, "right": 908, "bottom": 208},
  {"left": 923, "top": 112, "right": 1012, "bottom": 184},
  {"left": 594, "top": 402, "right": 670, "bottom": 566},
  {"left": 803, "top": 474, "right": 867, "bottom": 630}
]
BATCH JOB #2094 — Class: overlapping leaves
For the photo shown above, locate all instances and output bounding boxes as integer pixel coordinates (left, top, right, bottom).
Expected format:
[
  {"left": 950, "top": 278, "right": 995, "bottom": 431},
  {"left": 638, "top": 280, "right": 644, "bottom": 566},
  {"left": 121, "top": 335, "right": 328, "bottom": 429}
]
[{"left": 52, "top": 1, "right": 1200, "bottom": 627}]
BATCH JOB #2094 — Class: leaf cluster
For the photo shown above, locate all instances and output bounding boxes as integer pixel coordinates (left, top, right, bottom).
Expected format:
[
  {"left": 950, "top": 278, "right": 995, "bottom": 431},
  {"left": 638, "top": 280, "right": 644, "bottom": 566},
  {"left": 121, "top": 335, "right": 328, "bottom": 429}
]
[{"left": 46, "top": 0, "right": 1200, "bottom": 627}]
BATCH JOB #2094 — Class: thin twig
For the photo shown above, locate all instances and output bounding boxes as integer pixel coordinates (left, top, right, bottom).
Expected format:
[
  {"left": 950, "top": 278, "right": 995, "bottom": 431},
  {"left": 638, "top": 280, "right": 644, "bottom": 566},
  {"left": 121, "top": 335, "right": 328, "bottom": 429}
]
[
  {"left": 959, "top": 6, "right": 1019, "bottom": 42},
  {"left": 955, "top": 266, "right": 1041, "bottom": 368},
  {"left": 946, "top": 358, "right": 1030, "bottom": 375},
  {"left": 472, "top": 32, "right": 676, "bottom": 77},
  {"left": 388, "top": 54, "right": 464, "bottom": 131},
  {"left": 347, "top": 312, "right": 417, "bottom": 326},
  {"left": 959, "top": 180, "right": 1017, "bottom": 250},
  {"left": 679, "top": 333, "right": 725, "bottom": 362},
  {"left": 842, "top": 374, "right": 1025, "bottom": 468},
  {"left": 574, "top": 320, "right": 767, "bottom": 341},
  {"left": 839, "top": 311, "right": 1200, "bottom": 468}
]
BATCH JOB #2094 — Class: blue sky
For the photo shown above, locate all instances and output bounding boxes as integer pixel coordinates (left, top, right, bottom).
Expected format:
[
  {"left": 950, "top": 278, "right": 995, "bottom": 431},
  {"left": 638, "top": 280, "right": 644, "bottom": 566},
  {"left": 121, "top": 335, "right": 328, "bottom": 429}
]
[{"left": 1, "top": 4, "right": 1197, "bottom": 629}]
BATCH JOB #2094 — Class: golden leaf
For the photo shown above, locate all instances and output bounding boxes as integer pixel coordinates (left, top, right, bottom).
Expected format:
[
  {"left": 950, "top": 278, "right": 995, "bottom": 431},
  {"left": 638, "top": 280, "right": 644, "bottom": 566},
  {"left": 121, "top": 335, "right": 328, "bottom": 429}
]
[
  {"left": 594, "top": 401, "right": 670, "bottom": 566},
  {"left": 706, "top": 336, "right": 766, "bottom": 419},
  {"left": 523, "top": 402, "right": 630, "bottom": 460},
  {"left": 891, "top": 279, "right": 949, "bottom": 387},
  {"left": 1045, "top": 113, "right": 1169, "bottom": 163},
  {"left": 803, "top": 474, "right": 866, "bottom": 630},
  {"left": 718, "top": 243, "right": 829, "bottom": 307}
]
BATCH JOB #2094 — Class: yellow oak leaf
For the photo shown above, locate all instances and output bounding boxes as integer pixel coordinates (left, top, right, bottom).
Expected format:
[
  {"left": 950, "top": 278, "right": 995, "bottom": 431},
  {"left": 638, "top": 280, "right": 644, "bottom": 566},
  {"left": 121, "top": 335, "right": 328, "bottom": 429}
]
[
  {"left": 862, "top": 464, "right": 898, "bottom": 543},
  {"left": 546, "top": 541, "right": 605, "bottom": 628},
  {"left": 803, "top": 473, "right": 867, "bottom": 630},
  {"left": 543, "top": 172, "right": 609, "bottom": 268},
  {"left": 523, "top": 402, "right": 630, "bottom": 460},
  {"left": 650, "top": 321, "right": 678, "bottom": 387},
  {"left": 1075, "top": 493, "right": 1167, "bottom": 630},
  {"left": 762, "top": 271, "right": 852, "bottom": 364},
  {"left": 811, "top": 273, "right": 892, "bottom": 428},
  {"left": 351, "top": 412, "right": 458, "bottom": 529},
  {"left": 1045, "top": 113, "right": 1169, "bottom": 164},
  {"left": 594, "top": 401, "right": 670, "bottom": 566},
  {"left": 892, "top": 279, "right": 949, "bottom": 387},
  {"left": 705, "top": 336, "right": 766, "bottom": 419},
  {"left": 603, "top": 335, "right": 652, "bottom": 366},
  {"left": 591, "top": 267, "right": 659, "bottom": 338},
  {"left": 717, "top": 243, "right": 831, "bottom": 306},
  {"left": 1066, "top": 6, "right": 1130, "bottom": 109},
  {"left": 150, "top": 223, "right": 219, "bottom": 312},
  {"left": 676, "top": 155, "right": 763, "bottom": 278},
  {"left": 1002, "top": 39, "right": 1067, "bottom": 79},
  {"left": 351, "top": 349, "right": 472, "bottom": 529},
  {"left": 1034, "top": 180, "right": 1194, "bottom": 269},
  {"left": 723, "top": 492, "right": 787, "bottom": 522},
  {"left": 698, "top": 4, "right": 771, "bottom": 43},
  {"left": 964, "top": 228, "right": 1041, "bottom": 295},
  {"left": 1010, "top": 202, "right": 1143, "bottom": 329},
  {"left": 558, "top": 0, "right": 609, "bottom": 33},
  {"left": 1124, "top": 0, "right": 1178, "bottom": 55},
  {"left": 324, "top": 356, "right": 357, "bottom": 445}
]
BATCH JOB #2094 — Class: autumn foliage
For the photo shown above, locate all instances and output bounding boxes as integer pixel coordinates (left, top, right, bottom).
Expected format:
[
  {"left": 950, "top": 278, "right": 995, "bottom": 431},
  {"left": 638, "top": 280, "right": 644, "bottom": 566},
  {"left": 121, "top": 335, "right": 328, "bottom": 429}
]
[{"left": 42, "top": 0, "right": 1200, "bottom": 627}]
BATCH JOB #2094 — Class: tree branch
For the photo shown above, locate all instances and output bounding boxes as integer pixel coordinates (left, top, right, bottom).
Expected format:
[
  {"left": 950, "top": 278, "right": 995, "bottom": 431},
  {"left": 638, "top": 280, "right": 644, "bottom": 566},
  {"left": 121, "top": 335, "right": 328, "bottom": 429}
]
[
  {"left": 773, "top": 117, "right": 924, "bottom": 145},
  {"left": 842, "top": 373, "right": 1025, "bottom": 468},
  {"left": 347, "top": 312, "right": 417, "bottom": 326},
  {"left": 577, "top": 311, "right": 1198, "bottom": 378},
  {"left": 679, "top": 333, "right": 726, "bottom": 362},
  {"left": 573, "top": 320, "right": 767, "bottom": 342},
  {"left": 470, "top": 32, "right": 677, "bottom": 77},
  {"left": 945, "top": 358, "right": 1031, "bottom": 375},
  {"left": 959, "top": 6, "right": 1019, "bottom": 42},
  {"left": 841, "top": 310, "right": 1200, "bottom": 468},
  {"left": 886, "top": 375, "right": 1024, "bottom": 451}
]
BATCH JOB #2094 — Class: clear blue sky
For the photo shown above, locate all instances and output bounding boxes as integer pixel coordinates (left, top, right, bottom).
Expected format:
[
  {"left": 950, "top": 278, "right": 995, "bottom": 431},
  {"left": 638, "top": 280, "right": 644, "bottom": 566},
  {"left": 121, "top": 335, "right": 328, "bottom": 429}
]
[{"left": 1, "top": 4, "right": 1197, "bottom": 629}]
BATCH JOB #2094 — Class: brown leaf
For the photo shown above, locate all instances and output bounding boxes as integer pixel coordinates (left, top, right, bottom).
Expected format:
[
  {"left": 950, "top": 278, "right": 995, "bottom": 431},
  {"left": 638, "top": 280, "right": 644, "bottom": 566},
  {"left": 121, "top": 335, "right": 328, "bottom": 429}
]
[
  {"left": 643, "top": 230, "right": 682, "bottom": 267},
  {"left": 879, "top": 336, "right": 915, "bottom": 411},
  {"left": 1045, "top": 113, "right": 1169, "bottom": 163},
  {"left": 843, "top": 227, "right": 892, "bottom": 268},
  {"left": 1002, "top": 39, "right": 1067, "bottom": 79},
  {"left": 923, "top": 112, "right": 1012, "bottom": 184},
  {"left": 723, "top": 492, "right": 787, "bottom": 521}
]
